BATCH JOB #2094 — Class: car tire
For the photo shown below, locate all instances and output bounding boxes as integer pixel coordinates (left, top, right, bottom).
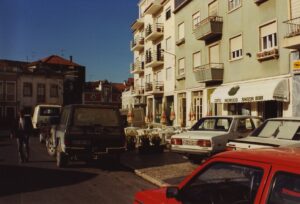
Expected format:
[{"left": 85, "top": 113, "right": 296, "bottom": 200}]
[
  {"left": 56, "top": 143, "right": 68, "bottom": 168},
  {"left": 46, "top": 136, "right": 56, "bottom": 157}
]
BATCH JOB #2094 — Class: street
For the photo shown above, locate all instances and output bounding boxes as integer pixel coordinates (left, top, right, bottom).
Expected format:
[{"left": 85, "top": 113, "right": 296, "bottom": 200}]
[{"left": 0, "top": 135, "right": 155, "bottom": 204}]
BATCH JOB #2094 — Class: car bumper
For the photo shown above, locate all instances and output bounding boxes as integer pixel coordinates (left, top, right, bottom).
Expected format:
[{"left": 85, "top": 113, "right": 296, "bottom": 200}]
[
  {"left": 65, "top": 146, "right": 126, "bottom": 155},
  {"left": 171, "top": 146, "right": 213, "bottom": 156}
]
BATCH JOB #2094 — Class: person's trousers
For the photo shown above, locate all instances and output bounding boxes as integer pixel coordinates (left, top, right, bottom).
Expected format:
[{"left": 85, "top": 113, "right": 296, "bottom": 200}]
[{"left": 17, "top": 135, "right": 29, "bottom": 162}]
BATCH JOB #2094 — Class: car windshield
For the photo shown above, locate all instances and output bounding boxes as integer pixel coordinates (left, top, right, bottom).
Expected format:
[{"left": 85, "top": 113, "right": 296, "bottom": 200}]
[
  {"left": 190, "top": 118, "right": 232, "bottom": 131},
  {"left": 40, "top": 107, "right": 60, "bottom": 116},
  {"left": 252, "top": 120, "right": 300, "bottom": 140},
  {"left": 73, "top": 107, "right": 119, "bottom": 126}
]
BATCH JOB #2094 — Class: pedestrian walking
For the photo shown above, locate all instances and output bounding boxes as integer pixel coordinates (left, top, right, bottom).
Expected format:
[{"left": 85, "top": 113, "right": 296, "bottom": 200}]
[{"left": 16, "top": 110, "right": 33, "bottom": 163}]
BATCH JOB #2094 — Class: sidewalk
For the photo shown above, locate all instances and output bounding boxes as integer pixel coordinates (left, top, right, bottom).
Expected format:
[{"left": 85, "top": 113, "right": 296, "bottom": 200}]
[{"left": 120, "top": 150, "right": 198, "bottom": 187}]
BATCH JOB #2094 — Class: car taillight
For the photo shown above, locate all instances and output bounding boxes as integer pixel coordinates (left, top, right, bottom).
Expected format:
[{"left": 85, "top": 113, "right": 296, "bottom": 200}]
[
  {"left": 171, "top": 138, "right": 182, "bottom": 145},
  {"left": 197, "top": 140, "right": 211, "bottom": 147},
  {"left": 226, "top": 144, "right": 236, "bottom": 151}
]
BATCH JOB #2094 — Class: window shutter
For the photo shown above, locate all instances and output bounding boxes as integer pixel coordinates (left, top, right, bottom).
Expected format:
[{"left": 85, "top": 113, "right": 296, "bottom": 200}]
[
  {"left": 291, "top": 0, "right": 300, "bottom": 19},
  {"left": 209, "top": 1, "right": 218, "bottom": 16},
  {"left": 193, "top": 52, "right": 201, "bottom": 68},
  {"left": 230, "top": 35, "right": 242, "bottom": 52},
  {"left": 209, "top": 44, "right": 220, "bottom": 63},
  {"left": 178, "top": 23, "right": 185, "bottom": 39},
  {"left": 260, "top": 22, "right": 277, "bottom": 37}
]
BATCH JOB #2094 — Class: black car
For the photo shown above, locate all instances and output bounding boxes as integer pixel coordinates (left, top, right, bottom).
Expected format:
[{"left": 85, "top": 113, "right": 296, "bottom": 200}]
[{"left": 46, "top": 104, "right": 126, "bottom": 167}]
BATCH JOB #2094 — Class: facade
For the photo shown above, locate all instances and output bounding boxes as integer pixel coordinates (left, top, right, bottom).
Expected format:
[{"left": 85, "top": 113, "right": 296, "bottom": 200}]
[
  {"left": 29, "top": 55, "right": 85, "bottom": 105},
  {"left": 130, "top": 0, "right": 176, "bottom": 126},
  {"left": 83, "top": 80, "right": 126, "bottom": 107},
  {"left": 126, "top": 0, "right": 300, "bottom": 127}
]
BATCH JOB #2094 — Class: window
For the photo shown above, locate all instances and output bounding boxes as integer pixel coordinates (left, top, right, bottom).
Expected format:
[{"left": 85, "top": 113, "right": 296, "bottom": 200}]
[
  {"left": 193, "top": 51, "right": 201, "bottom": 70},
  {"left": 268, "top": 172, "right": 300, "bottom": 204},
  {"left": 230, "top": 35, "right": 243, "bottom": 60},
  {"left": 178, "top": 58, "right": 185, "bottom": 75},
  {"left": 23, "top": 82, "right": 32, "bottom": 97},
  {"left": 178, "top": 22, "right": 185, "bottom": 40},
  {"left": 192, "top": 11, "right": 201, "bottom": 29},
  {"left": 166, "top": 67, "right": 173, "bottom": 81},
  {"left": 37, "top": 83, "right": 46, "bottom": 103},
  {"left": 192, "top": 91, "right": 203, "bottom": 121},
  {"left": 181, "top": 162, "right": 263, "bottom": 204},
  {"left": 165, "top": 7, "right": 171, "bottom": 20},
  {"left": 165, "top": 36, "right": 172, "bottom": 51},
  {"left": 209, "top": 44, "right": 220, "bottom": 63},
  {"left": 6, "top": 82, "right": 16, "bottom": 101},
  {"left": 50, "top": 84, "right": 59, "bottom": 97},
  {"left": 0, "top": 81, "right": 3, "bottom": 100},
  {"left": 260, "top": 21, "right": 277, "bottom": 51},
  {"left": 155, "top": 71, "right": 163, "bottom": 82},
  {"left": 208, "top": 0, "right": 218, "bottom": 16},
  {"left": 228, "top": 0, "right": 241, "bottom": 11}
]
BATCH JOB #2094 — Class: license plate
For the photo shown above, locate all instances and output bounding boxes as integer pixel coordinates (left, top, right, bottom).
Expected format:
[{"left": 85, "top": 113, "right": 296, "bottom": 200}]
[
  {"left": 72, "top": 140, "right": 91, "bottom": 145},
  {"left": 183, "top": 139, "right": 197, "bottom": 146}
]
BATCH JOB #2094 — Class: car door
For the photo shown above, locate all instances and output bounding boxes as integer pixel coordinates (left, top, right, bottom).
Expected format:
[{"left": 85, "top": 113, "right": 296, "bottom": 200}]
[
  {"left": 260, "top": 164, "right": 300, "bottom": 204},
  {"left": 171, "top": 157, "right": 271, "bottom": 204}
]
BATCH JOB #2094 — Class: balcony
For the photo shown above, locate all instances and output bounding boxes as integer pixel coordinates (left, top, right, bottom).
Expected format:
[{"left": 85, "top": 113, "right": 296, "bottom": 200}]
[
  {"left": 130, "top": 61, "right": 144, "bottom": 74},
  {"left": 144, "top": 0, "right": 163, "bottom": 15},
  {"left": 145, "top": 50, "right": 164, "bottom": 68},
  {"left": 131, "top": 18, "right": 144, "bottom": 31},
  {"left": 145, "top": 23, "right": 164, "bottom": 41},
  {"left": 130, "top": 37, "right": 144, "bottom": 52},
  {"left": 282, "top": 17, "right": 300, "bottom": 49},
  {"left": 145, "top": 81, "right": 164, "bottom": 94},
  {"left": 133, "top": 86, "right": 145, "bottom": 96},
  {"left": 193, "top": 63, "right": 224, "bottom": 83},
  {"left": 256, "top": 48, "right": 279, "bottom": 62},
  {"left": 134, "top": 96, "right": 146, "bottom": 105},
  {"left": 194, "top": 16, "right": 223, "bottom": 42},
  {"left": 254, "top": 0, "right": 268, "bottom": 5}
]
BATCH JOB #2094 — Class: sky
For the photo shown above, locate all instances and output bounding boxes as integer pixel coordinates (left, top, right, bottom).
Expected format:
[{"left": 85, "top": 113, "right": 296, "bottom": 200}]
[{"left": 0, "top": 0, "right": 139, "bottom": 82}]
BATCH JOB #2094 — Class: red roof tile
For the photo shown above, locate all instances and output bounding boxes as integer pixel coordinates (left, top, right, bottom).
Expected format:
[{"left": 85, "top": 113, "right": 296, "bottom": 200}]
[{"left": 30, "top": 55, "right": 83, "bottom": 67}]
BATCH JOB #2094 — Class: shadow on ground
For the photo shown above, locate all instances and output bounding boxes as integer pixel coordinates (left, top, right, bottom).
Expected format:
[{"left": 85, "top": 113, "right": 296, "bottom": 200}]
[
  {"left": 0, "top": 164, "right": 98, "bottom": 197},
  {"left": 121, "top": 150, "right": 188, "bottom": 169}
]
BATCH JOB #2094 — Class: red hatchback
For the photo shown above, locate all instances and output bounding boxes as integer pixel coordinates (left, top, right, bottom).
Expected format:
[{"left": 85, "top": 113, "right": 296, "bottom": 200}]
[{"left": 134, "top": 148, "right": 300, "bottom": 204}]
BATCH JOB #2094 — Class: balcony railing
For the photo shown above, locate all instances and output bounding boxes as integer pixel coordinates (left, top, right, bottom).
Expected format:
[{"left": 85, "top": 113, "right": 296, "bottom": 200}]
[
  {"left": 145, "top": 50, "right": 164, "bottom": 68},
  {"left": 133, "top": 86, "right": 145, "bottom": 96},
  {"left": 130, "top": 37, "right": 144, "bottom": 51},
  {"left": 193, "top": 63, "right": 224, "bottom": 83},
  {"left": 145, "top": 81, "right": 164, "bottom": 94},
  {"left": 131, "top": 18, "right": 144, "bottom": 31},
  {"left": 145, "top": 23, "right": 164, "bottom": 41},
  {"left": 194, "top": 16, "right": 223, "bottom": 42},
  {"left": 284, "top": 17, "right": 300, "bottom": 38},
  {"left": 256, "top": 48, "right": 279, "bottom": 62},
  {"left": 130, "top": 61, "right": 145, "bottom": 74},
  {"left": 144, "top": 0, "right": 163, "bottom": 15}
]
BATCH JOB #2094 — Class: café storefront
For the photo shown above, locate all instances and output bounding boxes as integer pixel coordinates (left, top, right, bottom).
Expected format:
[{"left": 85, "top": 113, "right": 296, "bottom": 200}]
[{"left": 211, "top": 77, "right": 290, "bottom": 119}]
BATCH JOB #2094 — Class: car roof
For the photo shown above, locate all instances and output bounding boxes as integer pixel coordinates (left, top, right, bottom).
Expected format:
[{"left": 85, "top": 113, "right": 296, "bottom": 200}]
[
  {"left": 266, "top": 117, "right": 300, "bottom": 121},
  {"left": 216, "top": 147, "right": 300, "bottom": 167}
]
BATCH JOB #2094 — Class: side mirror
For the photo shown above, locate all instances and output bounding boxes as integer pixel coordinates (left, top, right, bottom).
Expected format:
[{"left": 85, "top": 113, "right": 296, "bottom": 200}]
[{"left": 166, "top": 186, "right": 180, "bottom": 199}]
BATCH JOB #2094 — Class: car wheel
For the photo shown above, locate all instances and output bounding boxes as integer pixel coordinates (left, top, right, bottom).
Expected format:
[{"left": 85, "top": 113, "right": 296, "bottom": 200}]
[
  {"left": 46, "top": 136, "right": 56, "bottom": 157},
  {"left": 56, "top": 143, "right": 68, "bottom": 168}
]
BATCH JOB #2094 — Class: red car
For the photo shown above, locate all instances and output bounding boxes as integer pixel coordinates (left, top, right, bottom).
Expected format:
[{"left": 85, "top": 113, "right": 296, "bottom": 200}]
[{"left": 134, "top": 148, "right": 300, "bottom": 204}]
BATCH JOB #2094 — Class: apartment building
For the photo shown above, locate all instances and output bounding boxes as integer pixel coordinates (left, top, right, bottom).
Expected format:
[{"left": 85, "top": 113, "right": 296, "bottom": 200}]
[
  {"left": 130, "top": 0, "right": 176, "bottom": 126},
  {"left": 126, "top": 0, "right": 300, "bottom": 127}
]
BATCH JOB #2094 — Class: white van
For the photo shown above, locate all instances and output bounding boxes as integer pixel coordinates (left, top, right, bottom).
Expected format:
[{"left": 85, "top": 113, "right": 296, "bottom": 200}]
[{"left": 32, "top": 104, "right": 61, "bottom": 129}]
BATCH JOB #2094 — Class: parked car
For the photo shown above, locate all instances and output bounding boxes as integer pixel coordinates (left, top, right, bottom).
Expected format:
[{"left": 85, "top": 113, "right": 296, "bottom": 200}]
[
  {"left": 170, "top": 115, "right": 262, "bottom": 160},
  {"left": 134, "top": 147, "right": 300, "bottom": 204},
  {"left": 32, "top": 104, "right": 61, "bottom": 143},
  {"left": 46, "top": 104, "right": 126, "bottom": 167},
  {"left": 226, "top": 117, "right": 300, "bottom": 150}
]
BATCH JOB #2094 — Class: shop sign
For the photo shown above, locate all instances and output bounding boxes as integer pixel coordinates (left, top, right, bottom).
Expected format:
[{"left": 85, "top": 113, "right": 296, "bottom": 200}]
[{"left": 293, "top": 60, "right": 300, "bottom": 72}]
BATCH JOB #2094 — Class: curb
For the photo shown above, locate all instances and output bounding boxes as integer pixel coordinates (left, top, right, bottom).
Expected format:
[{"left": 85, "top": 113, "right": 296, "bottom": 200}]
[{"left": 121, "top": 160, "right": 168, "bottom": 188}]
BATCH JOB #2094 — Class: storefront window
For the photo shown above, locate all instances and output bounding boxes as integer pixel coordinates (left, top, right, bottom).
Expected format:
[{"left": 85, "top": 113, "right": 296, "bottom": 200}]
[{"left": 228, "top": 103, "right": 251, "bottom": 116}]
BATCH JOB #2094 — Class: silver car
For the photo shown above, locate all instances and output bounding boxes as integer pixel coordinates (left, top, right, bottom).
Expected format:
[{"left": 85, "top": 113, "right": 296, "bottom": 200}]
[{"left": 170, "top": 115, "right": 262, "bottom": 160}]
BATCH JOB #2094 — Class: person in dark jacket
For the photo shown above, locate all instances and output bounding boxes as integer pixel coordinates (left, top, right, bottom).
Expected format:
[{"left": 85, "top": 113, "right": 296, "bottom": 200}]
[{"left": 17, "top": 110, "right": 33, "bottom": 163}]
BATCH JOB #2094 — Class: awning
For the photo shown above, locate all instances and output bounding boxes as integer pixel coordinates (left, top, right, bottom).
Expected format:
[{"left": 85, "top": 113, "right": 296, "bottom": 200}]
[{"left": 211, "top": 78, "right": 289, "bottom": 103}]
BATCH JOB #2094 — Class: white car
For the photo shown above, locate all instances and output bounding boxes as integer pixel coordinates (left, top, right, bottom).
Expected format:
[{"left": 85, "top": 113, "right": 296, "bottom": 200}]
[
  {"left": 170, "top": 115, "right": 262, "bottom": 160},
  {"left": 226, "top": 117, "right": 300, "bottom": 150}
]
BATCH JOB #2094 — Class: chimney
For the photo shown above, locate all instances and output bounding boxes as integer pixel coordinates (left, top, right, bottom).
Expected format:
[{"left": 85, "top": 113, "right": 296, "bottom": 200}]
[{"left": 69, "top": 55, "right": 73, "bottom": 62}]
